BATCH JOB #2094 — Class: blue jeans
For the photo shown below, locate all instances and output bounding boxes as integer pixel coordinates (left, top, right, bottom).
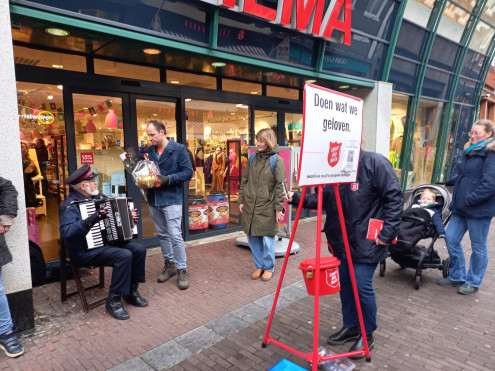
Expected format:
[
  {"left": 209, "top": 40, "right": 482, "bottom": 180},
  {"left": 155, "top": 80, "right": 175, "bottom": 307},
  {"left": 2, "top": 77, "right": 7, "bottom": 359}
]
[
  {"left": 247, "top": 235, "right": 275, "bottom": 272},
  {"left": 445, "top": 213, "right": 491, "bottom": 287},
  {"left": 0, "top": 268, "right": 13, "bottom": 334},
  {"left": 150, "top": 204, "right": 187, "bottom": 269},
  {"left": 339, "top": 261, "right": 378, "bottom": 334}
]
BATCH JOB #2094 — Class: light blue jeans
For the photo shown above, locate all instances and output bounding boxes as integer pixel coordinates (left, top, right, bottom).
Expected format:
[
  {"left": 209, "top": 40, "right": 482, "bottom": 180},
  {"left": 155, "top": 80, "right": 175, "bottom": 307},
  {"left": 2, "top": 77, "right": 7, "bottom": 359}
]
[
  {"left": 247, "top": 235, "right": 275, "bottom": 272},
  {"left": 0, "top": 267, "right": 13, "bottom": 334},
  {"left": 446, "top": 213, "right": 491, "bottom": 287},
  {"left": 150, "top": 204, "right": 187, "bottom": 270}
]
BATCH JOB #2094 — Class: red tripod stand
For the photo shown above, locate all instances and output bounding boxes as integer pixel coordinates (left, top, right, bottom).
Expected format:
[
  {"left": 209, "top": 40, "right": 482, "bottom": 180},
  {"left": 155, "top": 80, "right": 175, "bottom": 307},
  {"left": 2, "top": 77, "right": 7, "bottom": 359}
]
[{"left": 262, "top": 184, "right": 372, "bottom": 369}]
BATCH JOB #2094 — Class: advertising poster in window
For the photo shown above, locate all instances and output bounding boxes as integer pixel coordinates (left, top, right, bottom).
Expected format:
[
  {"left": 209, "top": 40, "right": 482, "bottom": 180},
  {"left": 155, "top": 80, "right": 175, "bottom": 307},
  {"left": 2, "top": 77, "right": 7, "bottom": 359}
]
[{"left": 298, "top": 84, "right": 363, "bottom": 186}]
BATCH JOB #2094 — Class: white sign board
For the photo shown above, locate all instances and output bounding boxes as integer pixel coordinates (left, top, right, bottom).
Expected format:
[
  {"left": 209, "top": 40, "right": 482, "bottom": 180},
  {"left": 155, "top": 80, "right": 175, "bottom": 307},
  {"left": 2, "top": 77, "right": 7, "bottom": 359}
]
[{"left": 298, "top": 84, "right": 363, "bottom": 186}]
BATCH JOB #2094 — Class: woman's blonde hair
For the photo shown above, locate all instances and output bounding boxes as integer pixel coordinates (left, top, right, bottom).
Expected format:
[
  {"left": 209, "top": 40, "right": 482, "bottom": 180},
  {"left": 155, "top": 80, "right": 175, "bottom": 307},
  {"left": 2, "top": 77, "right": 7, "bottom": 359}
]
[
  {"left": 256, "top": 128, "right": 277, "bottom": 151},
  {"left": 473, "top": 119, "right": 495, "bottom": 138}
]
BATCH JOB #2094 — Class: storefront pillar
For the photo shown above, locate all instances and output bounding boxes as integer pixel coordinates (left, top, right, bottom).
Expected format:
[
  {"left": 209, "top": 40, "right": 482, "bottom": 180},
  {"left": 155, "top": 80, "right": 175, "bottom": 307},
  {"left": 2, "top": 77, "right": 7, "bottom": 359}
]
[
  {"left": 357, "top": 81, "right": 393, "bottom": 157},
  {"left": 0, "top": 2, "right": 35, "bottom": 331}
]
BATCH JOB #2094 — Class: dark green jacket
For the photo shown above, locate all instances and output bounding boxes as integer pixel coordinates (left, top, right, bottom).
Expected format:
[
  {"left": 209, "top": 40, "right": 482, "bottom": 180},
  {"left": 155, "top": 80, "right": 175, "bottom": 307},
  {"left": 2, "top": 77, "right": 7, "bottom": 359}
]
[{"left": 239, "top": 146, "right": 286, "bottom": 236}]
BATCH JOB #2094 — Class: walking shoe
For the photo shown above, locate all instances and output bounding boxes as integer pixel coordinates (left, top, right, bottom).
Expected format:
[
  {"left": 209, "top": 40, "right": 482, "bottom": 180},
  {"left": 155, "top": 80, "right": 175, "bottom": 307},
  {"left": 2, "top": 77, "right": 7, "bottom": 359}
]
[
  {"left": 458, "top": 283, "right": 478, "bottom": 295},
  {"left": 157, "top": 259, "right": 177, "bottom": 283},
  {"left": 349, "top": 334, "right": 374, "bottom": 360},
  {"left": 251, "top": 269, "right": 263, "bottom": 280},
  {"left": 177, "top": 269, "right": 189, "bottom": 290},
  {"left": 327, "top": 326, "right": 360, "bottom": 345},
  {"left": 0, "top": 331, "right": 24, "bottom": 358},
  {"left": 105, "top": 294, "right": 130, "bottom": 320},
  {"left": 123, "top": 284, "right": 148, "bottom": 307},
  {"left": 437, "top": 278, "right": 464, "bottom": 287},
  {"left": 261, "top": 271, "right": 273, "bottom": 281}
]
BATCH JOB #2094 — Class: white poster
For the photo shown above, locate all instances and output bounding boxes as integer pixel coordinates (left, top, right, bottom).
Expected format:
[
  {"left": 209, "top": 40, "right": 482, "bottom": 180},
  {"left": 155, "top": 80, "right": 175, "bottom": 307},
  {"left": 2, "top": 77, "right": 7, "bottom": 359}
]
[{"left": 298, "top": 84, "right": 363, "bottom": 186}]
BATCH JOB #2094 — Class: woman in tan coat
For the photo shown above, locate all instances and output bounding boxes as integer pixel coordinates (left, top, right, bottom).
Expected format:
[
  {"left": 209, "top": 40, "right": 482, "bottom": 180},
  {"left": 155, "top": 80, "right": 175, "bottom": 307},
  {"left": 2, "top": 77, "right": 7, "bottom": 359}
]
[{"left": 239, "top": 129, "right": 286, "bottom": 281}]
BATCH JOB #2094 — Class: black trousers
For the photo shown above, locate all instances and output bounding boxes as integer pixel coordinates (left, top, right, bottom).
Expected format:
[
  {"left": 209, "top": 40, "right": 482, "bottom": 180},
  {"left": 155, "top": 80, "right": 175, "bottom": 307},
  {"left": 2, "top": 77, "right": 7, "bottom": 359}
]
[{"left": 86, "top": 241, "right": 146, "bottom": 296}]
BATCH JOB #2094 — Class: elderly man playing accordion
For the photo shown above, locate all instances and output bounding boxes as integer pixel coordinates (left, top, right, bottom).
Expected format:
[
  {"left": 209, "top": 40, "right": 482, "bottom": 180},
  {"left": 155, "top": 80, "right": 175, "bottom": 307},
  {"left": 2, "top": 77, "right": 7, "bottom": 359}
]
[{"left": 60, "top": 164, "right": 147, "bottom": 320}]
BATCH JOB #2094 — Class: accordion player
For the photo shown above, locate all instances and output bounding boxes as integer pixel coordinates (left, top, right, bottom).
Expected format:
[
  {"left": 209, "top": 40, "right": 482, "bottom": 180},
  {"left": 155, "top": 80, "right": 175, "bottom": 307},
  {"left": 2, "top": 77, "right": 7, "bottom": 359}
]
[{"left": 75, "top": 197, "right": 138, "bottom": 249}]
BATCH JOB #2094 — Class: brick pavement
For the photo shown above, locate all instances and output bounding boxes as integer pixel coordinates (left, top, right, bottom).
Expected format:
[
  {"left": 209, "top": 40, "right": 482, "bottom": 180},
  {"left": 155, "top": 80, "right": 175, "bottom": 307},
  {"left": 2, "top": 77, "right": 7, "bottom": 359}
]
[{"left": 1, "top": 217, "right": 495, "bottom": 370}]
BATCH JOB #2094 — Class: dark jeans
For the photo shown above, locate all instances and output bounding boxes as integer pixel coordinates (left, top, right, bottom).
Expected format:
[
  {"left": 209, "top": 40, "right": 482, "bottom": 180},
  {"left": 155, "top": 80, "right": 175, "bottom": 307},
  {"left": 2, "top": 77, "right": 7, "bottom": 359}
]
[
  {"left": 86, "top": 241, "right": 146, "bottom": 296},
  {"left": 338, "top": 261, "right": 378, "bottom": 334}
]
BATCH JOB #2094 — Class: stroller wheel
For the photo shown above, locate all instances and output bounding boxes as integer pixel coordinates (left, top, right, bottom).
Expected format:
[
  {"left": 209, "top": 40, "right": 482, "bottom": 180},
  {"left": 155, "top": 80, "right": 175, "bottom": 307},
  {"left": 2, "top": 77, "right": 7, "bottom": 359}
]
[
  {"left": 415, "top": 274, "right": 421, "bottom": 290},
  {"left": 379, "top": 260, "right": 386, "bottom": 277},
  {"left": 442, "top": 257, "right": 450, "bottom": 278}
]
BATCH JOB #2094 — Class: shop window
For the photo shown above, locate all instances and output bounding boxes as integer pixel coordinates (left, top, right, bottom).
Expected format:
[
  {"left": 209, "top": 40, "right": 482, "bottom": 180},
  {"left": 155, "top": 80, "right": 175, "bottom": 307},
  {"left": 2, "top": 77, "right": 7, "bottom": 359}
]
[
  {"left": 266, "top": 86, "right": 299, "bottom": 100},
  {"left": 185, "top": 100, "right": 249, "bottom": 235},
  {"left": 405, "top": 99, "right": 444, "bottom": 189},
  {"left": 285, "top": 113, "right": 303, "bottom": 148},
  {"left": 94, "top": 59, "right": 160, "bottom": 82},
  {"left": 167, "top": 70, "right": 216, "bottom": 89},
  {"left": 17, "top": 82, "right": 67, "bottom": 266},
  {"left": 403, "top": 0, "right": 433, "bottom": 28},
  {"left": 13, "top": 45, "right": 86, "bottom": 72},
  {"left": 389, "top": 93, "right": 409, "bottom": 181},
  {"left": 222, "top": 79, "right": 261, "bottom": 95},
  {"left": 481, "top": 3, "right": 495, "bottom": 26},
  {"left": 454, "top": 78, "right": 477, "bottom": 104}
]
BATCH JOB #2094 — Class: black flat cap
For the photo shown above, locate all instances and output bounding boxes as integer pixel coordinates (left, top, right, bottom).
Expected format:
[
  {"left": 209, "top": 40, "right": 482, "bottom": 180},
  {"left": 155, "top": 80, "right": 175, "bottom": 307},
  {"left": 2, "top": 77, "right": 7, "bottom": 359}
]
[{"left": 66, "top": 164, "right": 95, "bottom": 185}]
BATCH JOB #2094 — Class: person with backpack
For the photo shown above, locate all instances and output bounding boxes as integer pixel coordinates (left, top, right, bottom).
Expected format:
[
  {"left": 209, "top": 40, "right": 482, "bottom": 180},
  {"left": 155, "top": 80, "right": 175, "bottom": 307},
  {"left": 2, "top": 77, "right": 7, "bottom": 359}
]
[{"left": 239, "top": 128, "right": 286, "bottom": 282}]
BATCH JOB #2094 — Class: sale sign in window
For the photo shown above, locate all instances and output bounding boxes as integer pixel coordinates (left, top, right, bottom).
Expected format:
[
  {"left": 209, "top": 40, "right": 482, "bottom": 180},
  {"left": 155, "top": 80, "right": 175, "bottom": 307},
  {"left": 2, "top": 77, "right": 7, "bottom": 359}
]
[{"left": 80, "top": 152, "right": 94, "bottom": 165}]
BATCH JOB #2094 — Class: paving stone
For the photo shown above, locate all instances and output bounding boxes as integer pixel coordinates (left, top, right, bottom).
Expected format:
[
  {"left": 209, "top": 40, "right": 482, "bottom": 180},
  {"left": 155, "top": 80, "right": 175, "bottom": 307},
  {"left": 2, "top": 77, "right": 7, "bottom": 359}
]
[
  {"left": 204, "top": 312, "right": 251, "bottom": 338},
  {"left": 140, "top": 340, "right": 192, "bottom": 370},
  {"left": 109, "top": 357, "right": 155, "bottom": 371},
  {"left": 175, "top": 326, "right": 224, "bottom": 354}
]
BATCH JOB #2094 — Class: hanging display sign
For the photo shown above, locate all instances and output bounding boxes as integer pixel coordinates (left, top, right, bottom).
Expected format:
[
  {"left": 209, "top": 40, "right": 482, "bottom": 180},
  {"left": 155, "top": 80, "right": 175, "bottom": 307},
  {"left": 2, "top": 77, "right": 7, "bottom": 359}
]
[
  {"left": 200, "top": 0, "right": 352, "bottom": 45},
  {"left": 298, "top": 83, "right": 362, "bottom": 186},
  {"left": 80, "top": 152, "right": 94, "bottom": 165}
]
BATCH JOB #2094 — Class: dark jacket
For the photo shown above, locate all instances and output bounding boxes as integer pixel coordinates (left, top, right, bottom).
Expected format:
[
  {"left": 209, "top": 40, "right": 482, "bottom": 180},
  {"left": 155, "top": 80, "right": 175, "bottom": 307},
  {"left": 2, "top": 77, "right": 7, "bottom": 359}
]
[
  {"left": 59, "top": 189, "right": 108, "bottom": 265},
  {"left": 0, "top": 177, "right": 18, "bottom": 267},
  {"left": 447, "top": 139, "right": 495, "bottom": 218},
  {"left": 144, "top": 138, "right": 193, "bottom": 206},
  {"left": 35, "top": 144, "right": 49, "bottom": 163},
  {"left": 292, "top": 151, "right": 403, "bottom": 263},
  {"left": 23, "top": 159, "right": 39, "bottom": 206},
  {"left": 238, "top": 146, "right": 286, "bottom": 236}
]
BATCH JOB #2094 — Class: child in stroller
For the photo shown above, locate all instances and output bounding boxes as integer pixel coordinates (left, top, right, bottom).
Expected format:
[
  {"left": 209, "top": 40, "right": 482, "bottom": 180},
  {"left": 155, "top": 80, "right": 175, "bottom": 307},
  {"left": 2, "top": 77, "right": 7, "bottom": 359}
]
[{"left": 379, "top": 184, "right": 452, "bottom": 289}]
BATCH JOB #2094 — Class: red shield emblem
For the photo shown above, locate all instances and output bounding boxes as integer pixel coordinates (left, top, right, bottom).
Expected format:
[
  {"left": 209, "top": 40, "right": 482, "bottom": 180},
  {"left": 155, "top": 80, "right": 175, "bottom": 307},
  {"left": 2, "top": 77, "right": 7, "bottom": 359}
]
[
  {"left": 326, "top": 268, "right": 340, "bottom": 289},
  {"left": 328, "top": 142, "right": 342, "bottom": 168},
  {"left": 350, "top": 183, "right": 359, "bottom": 191}
]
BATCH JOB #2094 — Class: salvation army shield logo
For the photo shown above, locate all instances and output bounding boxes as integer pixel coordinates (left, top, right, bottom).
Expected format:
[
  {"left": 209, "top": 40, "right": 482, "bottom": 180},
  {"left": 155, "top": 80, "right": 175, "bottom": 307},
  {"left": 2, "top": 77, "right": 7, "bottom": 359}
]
[
  {"left": 350, "top": 183, "right": 359, "bottom": 191},
  {"left": 328, "top": 141, "right": 342, "bottom": 168},
  {"left": 326, "top": 268, "right": 340, "bottom": 289}
]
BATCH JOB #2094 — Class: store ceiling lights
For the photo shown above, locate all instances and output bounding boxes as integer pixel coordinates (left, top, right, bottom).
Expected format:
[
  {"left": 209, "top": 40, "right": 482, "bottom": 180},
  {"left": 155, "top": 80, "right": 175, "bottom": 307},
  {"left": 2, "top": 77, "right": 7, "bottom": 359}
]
[
  {"left": 305, "top": 79, "right": 317, "bottom": 83},
  {"left": 339, "top": 85, "right": 350, "bottom": 89},
  {"left": 57, "top": 85, "right": 63, "bottom": 90},
  {"left": 170, "top": 80, "right": 180, "bottom": 84},
  {"left": 236, "top": 104, "right": 248, "bottom": 109},
  {"left": 212, "top": 62, "right": 226, "bottom": 67},
  {"left": 45, "top": 27, "right": 70, "bottom": 36},
  {"left": 52, "top": 65, "right": 63, "bottom": 69},
  {"left": 143, "top": 48, "right": 161, "bottom": 55}
]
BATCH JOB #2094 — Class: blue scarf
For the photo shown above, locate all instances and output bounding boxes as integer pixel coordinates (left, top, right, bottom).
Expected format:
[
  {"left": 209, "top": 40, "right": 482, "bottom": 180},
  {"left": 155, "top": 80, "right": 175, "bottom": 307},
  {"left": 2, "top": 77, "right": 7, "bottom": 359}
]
[{"left": 464, "top": 138, "right": 494, "bottom": 154}]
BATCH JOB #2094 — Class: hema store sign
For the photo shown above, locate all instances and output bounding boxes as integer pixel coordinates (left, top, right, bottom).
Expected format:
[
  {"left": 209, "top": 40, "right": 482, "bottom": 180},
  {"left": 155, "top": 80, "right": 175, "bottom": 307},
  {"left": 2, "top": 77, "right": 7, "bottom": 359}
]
[{"left": 200, "top": 0, "right": 352, "bottom": 45}]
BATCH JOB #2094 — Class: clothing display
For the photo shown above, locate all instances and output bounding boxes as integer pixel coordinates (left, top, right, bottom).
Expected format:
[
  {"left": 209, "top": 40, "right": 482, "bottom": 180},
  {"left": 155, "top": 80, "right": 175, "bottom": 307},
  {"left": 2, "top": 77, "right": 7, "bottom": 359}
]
[{"left": 211, "top": 148, "right": 226, "bottom": 192}]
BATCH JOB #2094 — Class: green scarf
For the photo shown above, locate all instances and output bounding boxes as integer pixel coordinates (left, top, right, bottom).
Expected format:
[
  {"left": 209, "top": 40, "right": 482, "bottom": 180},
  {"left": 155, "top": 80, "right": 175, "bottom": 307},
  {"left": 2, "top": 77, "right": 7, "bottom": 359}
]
[{"left": 464, "top": 138, "right": 494, "bottom": 154}]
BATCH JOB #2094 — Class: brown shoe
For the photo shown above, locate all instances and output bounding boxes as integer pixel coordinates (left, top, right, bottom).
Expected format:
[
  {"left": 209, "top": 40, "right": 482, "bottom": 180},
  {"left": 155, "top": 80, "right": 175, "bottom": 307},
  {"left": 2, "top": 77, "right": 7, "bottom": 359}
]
[
  {"left": 157, "top": 259, "right": 177, "bottom": 283},
  {"left": 261, "top": 271, "right": 273, "bottom": 281},
  {"left": 251, "top": 269, "right": 263, "bottom": 280}
]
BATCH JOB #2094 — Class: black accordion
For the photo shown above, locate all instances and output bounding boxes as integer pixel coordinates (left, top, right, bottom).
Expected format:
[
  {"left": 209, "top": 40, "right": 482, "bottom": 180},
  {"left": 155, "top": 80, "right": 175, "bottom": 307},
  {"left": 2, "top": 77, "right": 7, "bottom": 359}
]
[{"left": 76, "top": 197, "right": 138, "bottom": 249}]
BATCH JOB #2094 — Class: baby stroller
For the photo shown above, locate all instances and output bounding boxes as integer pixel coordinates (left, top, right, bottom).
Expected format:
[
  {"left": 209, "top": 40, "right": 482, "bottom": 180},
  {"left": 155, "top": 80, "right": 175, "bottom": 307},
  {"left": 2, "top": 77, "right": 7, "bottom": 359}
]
[{"left": 379, "top": 184, "right": 452, "bottom": 289}]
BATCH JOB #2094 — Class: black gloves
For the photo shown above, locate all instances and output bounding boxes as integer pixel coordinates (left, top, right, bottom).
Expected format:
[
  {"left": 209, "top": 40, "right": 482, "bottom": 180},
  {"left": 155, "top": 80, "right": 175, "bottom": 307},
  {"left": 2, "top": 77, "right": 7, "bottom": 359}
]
[
  {"left": 154, "top": 175, "right": 169, "bottom": 188},
  {"left": 84, "top": 208, "right": 109, "bottom": 228}
]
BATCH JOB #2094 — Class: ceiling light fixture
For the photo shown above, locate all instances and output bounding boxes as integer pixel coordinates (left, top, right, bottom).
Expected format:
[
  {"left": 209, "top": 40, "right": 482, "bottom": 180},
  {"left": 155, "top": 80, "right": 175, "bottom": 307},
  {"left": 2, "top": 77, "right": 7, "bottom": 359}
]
[
  {"left": 57, "top": 85, "right": 63, "bottom": 90},
  {"left": 305, "top": 79, "right": 317, "bottom": 83},
  {"left": 170, "top": 80, "right": 180, "bottom": 84},
  {"left": 45, "top": 27, "right": 70, "bottom": 36},
  {"left": 236, "top": 104, "right": 248, "bottom": 109},
  {"left": 212, "top": 62, "right": 226, "bottom": 67},
  {"left": 47, "top": 95, "right": 53, "bottom": 100},
  {"left": 339, "top": 85, "right": 350, "bottom": 89},
  {"left": 250, "top": 91, "right": 258, "bottom": 95},
  {"left": 185, "top": 98, "right": 192, "bottom": 102},
  {"left": 52, "top": 64, "right": 63, "bottom": 69},
  {"left": 143, "top": 48, "right": 161, "bottom": 55}
]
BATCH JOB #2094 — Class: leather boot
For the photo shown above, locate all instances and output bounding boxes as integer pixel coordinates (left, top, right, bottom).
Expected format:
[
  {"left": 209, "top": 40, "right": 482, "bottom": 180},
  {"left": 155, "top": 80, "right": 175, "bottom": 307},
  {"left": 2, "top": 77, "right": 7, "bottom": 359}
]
[
  {"left": 327, "top": 326, "right": 360, "bottom": 345},
  {"left": 123, "top": 284, "right": 149, "bottom": 307},
  {"left": 157, "top": 259, "right": 177, "bottom": 283},
  {"left": 177, "top": 269, "right": 189, "bottom": 290},
  {"left": 349, "top": 334, "right": 374, "bottom": 360},
  {"left": 105, "top": 294, "right": 130, "bottom": 320}
]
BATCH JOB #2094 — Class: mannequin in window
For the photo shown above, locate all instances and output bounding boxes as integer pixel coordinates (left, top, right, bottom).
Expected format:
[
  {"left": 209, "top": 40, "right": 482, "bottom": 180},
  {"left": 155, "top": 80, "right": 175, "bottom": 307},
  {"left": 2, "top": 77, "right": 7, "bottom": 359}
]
[
  {"left": 229, "top": 146, "right": 239, "bottom": 194},
  {"left": 211, "top": 147, "right": 226, "bottom": 192}
]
